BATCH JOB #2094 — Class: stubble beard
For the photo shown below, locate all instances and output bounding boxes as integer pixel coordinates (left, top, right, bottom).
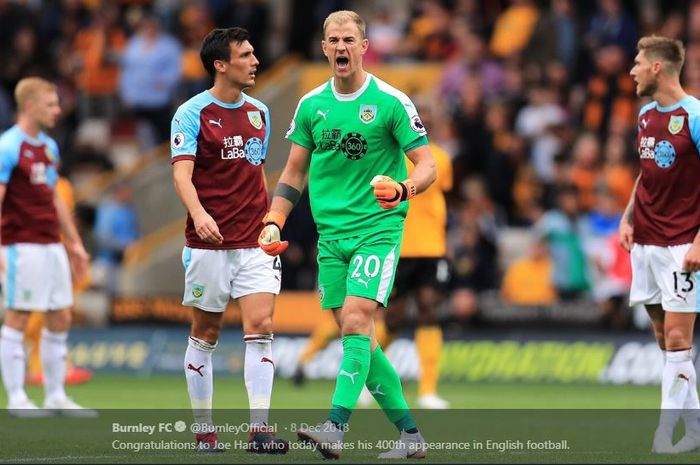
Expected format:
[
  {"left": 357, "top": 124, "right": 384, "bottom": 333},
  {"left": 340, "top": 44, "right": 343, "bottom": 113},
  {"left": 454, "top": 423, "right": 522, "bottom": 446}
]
[{"left": 637, "top": 79, "right": 658, "bottom": 98}]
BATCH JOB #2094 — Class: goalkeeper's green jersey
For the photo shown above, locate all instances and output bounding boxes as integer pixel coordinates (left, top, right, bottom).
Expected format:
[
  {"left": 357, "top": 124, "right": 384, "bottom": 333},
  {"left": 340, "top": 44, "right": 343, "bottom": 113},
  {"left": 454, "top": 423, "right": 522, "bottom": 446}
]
[{"left": 285, "top": 73, "right": 429, "bottom": 240}]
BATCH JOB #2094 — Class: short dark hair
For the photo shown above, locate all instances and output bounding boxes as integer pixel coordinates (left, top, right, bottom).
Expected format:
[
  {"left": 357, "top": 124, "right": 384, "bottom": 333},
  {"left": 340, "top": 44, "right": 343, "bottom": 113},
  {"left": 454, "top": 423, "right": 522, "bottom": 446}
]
[{"left": 200, "top": 27, "right": 251, "bottom": 77}]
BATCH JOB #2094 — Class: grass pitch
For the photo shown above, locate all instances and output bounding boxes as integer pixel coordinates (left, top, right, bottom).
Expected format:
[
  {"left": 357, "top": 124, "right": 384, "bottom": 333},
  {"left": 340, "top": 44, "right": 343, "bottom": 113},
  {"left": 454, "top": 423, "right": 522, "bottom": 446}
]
[{"left": 1, "top": 375, "right": 698, "bottom": 463}]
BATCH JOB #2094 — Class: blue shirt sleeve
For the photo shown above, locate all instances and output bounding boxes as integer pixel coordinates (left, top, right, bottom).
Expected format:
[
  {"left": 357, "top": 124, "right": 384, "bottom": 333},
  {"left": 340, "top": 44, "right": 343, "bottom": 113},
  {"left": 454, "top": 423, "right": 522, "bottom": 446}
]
[
  {"left": 171, "top": 104, "right": 200, "bottom": 158},
  {"left": 261, "top": 102, "right": 270, "bottom": 162},
  {"left": 44, "top": 136, "right": 60, "bottom": 188},
  {"left": 685, "top": 99, "right": 700, "bottom": 155},
  {"left": 0, "top": 132, "right": 21, "bottom": 184}
]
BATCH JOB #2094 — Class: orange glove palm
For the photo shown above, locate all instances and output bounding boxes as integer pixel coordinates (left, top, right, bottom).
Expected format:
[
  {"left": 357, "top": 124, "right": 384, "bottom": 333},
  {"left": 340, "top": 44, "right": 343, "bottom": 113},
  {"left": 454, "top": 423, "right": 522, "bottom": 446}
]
[{"left": 370, "top": 175, "right": 416, "bottom": 209}]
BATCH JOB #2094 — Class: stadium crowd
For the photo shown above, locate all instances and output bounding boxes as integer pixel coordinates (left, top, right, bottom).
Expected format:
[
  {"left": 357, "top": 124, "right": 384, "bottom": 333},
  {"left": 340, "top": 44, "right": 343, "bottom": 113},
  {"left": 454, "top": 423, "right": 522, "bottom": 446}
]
[{"left": 0, "top": 0, "right": 695, "bottom": 331}]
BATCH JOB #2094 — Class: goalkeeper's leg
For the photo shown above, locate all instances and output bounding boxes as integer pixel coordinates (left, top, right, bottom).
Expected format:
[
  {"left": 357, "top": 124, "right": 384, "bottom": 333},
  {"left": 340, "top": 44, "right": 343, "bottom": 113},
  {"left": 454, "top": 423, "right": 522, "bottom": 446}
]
[{"left": 365, "top": 321, "right": 426, "bottom": 459}]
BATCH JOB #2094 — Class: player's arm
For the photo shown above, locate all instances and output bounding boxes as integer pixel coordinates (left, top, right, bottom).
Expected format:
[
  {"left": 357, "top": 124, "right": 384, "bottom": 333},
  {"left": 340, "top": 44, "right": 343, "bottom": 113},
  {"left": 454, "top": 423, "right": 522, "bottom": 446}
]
[
  {"left": 172, "top": 159, "right": 223, "bottom": 245},
  {"left": 684, "top": 216, "right": 700, "bottom": 272},
  {"left": 619, "top": 174, "right": 640, "bottom": 252},
  {"left": 54, "top": 189, "right": 90, "bottom": 281},
  {"left": 258, "top": 143, "right": 311, "bottom": 256},
  {"left": 0, "top": 184, "right": 5, "bottom": 274},
  {"left": 683, "top": 111, "right": 700, "bottom": 271},
  {"left": 371, "top": 145, "right": 436, "bottom": 209},
  {"left": 405, "top": 144, "right": 437, "bottom": 194}
]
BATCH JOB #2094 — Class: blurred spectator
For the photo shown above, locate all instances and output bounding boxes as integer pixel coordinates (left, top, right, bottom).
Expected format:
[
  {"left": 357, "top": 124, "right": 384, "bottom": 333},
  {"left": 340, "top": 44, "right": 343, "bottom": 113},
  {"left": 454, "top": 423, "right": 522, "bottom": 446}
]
[
  {"left": 582, "top": 187, "right": 631, "bottom": 329},
  {"left": 0, "top": 26, "right": 50, "bottom": 97},
  {"left": 365, "top": 4, "right": 405, "bottom": 63},
  {"left": 515, "top": 86, "right": 567, "bottom": 184},
  {"left": 689, "top": 0, "right": 700, "bottom": 43},
  {"left": 449, "top": 204, "right": 499, "bottom": 322},
  {"left": 287, "top": 0, "right": 347, "bottom": 59},
  {"left": 656, "top": 9, "right": 685, "bottom": 40},
  {"left": 567, "top": 132, "right": 602, "bottom": 212},
  {"left": 583, "top": 45, "right": 636, "bottom": 137},
  {"left": 404, "top": 0, "right": 456, "bottom": 61},
  {"left": 0, "top": 88, "right": 12, "bottom": 129},
  {"left": 460, "top": 176, "right": 506, "bottom": 242},
  {"left": 511, "top": 163, "right": 545, "bottom": 226},
  {"left": 438, "top": 21, "right": 505, "bottom": 105},
  {"left": 177, "top": 1, "right": 214, "bottom": 98},
  {"left": 451, "top": 77, "right": 489, "bottom": 181},
  {"left": 585, "top": 0, "right": 637, "bottom": 59},
  {"left": 71, "top": 4, "right": 126, "bottom": 119},
  {"left": 534, "top": 184, "right": 590, "bottom": 300},
  {"left": 500, "top": 238, "right": 556, "bottom": 306},
  {"left": 93, "top": 181, "right": 140, "bottom": 295},
  {"left": 523, "top": 0, "right": 578, "bottom": 71},
  {"left": 119, "top": 14, "right": 181, "bottom": 144},
  {"left": 217, "top": 0, "right": 272, "bottom": 69},
  {"left": 489, "top": 0, "right": 540, "bottom": 59},
  {"left": 0, "top": 0, "right": 35, "bottom": 63},
  {"left": 601, "top": 133, "right": 637, "bottom": 211},
  {"left": 484, "top": 131, "right": 528, "bottom": 224},
  {"left": 683, "top": 41, "right": 700, "bottom": 95}
]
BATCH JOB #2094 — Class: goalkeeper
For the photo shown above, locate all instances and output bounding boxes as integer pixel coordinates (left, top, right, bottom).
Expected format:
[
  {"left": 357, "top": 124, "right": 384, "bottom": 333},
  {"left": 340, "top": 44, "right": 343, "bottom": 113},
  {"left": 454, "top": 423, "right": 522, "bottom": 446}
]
[{"left": 258, "top": 10, "right": 436, "bottom": 459}]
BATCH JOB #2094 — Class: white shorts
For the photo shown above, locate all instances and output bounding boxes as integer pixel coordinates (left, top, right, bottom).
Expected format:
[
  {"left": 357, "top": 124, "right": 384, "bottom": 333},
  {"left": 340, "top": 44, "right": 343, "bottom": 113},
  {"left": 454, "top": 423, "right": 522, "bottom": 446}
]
[
  {"left": 181, "top": 247, "right": 281, "bottom": 312},
  {"left": 630, "top": 243, "right": 699, "bottom": 312},
  {"left": 1, "top": 243, "right": 73, "bottom": 311}
]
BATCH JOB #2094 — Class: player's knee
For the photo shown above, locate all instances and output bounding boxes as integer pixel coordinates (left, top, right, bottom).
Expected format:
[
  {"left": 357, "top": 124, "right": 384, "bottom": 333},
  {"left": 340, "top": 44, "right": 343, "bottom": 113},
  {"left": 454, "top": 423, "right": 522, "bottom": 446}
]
[
  {"left": 342, "top": 312, "right": 371, "bottom": 334},
  {"left": 664, "top": 326, "right": 691, "bottom": 350},
  {"left": 46, "top": 309, "right": 72, "bottom": 332},
  {"left": 3, "top": 310, "right": 31, "bottom": 331},
  {"left": 247, "top": 315, "right": 273, "bottom": 334},
  {"left": 193, "top": 326, "right": 220, "bottom": 345}
]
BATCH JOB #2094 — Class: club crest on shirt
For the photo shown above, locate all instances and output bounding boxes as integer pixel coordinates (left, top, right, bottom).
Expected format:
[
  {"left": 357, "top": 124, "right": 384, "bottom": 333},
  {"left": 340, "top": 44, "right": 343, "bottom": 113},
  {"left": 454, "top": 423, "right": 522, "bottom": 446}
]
[
  {"left": 668, "top": 115, "right": 684, "bottom": 135},
  {"left": 247, "top": 111, "right": 263, "bottom": 130},
  {"left": 359, "top": 104, "right": 377, "bottom": 124}
]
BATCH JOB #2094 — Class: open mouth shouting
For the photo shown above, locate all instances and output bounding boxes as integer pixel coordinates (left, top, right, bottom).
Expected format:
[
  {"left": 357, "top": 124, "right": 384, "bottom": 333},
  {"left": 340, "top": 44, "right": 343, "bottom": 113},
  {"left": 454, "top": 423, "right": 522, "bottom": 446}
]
[{"left": 336, "top": 56, "right": 349, "bottom": 72}]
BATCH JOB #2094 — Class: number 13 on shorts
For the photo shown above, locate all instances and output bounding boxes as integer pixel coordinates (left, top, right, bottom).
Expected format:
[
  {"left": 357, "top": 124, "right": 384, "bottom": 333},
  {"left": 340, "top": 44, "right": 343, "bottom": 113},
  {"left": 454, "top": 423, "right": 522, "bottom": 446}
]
[{"left": 630, "top": 243, "right": 700, "bottom": 312}]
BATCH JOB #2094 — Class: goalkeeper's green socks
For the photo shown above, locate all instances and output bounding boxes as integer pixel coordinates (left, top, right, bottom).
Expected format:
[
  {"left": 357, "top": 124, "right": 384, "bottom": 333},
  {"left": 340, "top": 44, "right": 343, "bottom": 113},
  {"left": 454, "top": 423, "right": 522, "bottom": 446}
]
[
  {"left": 328, "top": 335, "right": 371, "bottom": 426},
  {"left": 365, "top": 345, "right": 418, "bottom": 432}
]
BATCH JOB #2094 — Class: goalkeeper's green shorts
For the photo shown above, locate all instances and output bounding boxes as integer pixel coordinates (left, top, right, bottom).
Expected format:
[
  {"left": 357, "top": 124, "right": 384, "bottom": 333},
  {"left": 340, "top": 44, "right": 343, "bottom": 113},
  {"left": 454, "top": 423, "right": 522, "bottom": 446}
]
[{"left": 316, "top": 229, "right": 404, "bottom": 310}]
